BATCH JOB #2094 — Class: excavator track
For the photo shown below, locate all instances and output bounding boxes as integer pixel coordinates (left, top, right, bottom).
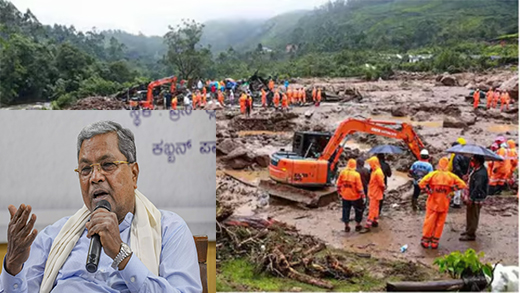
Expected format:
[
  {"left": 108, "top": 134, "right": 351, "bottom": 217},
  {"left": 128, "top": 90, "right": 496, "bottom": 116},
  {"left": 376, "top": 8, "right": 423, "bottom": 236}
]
[{"left": 258, "top": 179, "right": 338, "bottom": 208}]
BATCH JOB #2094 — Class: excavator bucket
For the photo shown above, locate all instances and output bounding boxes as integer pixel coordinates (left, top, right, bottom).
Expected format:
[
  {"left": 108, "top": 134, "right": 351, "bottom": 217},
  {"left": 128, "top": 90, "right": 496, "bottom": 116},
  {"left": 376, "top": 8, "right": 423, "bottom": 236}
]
[{"left": 258, "top": 179, "right": 338, "bottom": 208}]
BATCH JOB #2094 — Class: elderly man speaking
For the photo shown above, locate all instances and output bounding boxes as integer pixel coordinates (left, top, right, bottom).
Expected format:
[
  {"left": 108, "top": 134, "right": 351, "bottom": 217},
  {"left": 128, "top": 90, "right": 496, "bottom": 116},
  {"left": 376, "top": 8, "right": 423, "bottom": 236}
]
[{"left": 0, "top": 121, "right": 202, "bottom": 293}]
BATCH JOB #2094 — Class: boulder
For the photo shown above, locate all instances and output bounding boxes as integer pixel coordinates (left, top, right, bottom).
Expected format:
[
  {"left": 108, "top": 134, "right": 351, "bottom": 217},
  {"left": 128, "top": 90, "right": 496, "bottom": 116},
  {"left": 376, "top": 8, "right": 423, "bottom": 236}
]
[
  {"left": 253, "top": 154, "right": 271, "bottom": 167},
  {"left": 440, "top": 75, "right": 458, "bottom": 86},
  {"left": 226, "top": 158, "right": 251, "bottom": 169},
  {"left": 500, "top": 75, "right": 519, "bottom": 100},
  {"left": 460, "top": 113, "right": 477, "bottom": 126},
  {"left": 222, "top": 147, "right": 249, "bottom": 161},
  {"left": 217, "top": 139, "right": 243, "bottom": 156},
  {"left": 412, "top": 111, "right": 430, "bottom": 122},
  {"left": 304, "top": 109, "right": 314, "bottom": 119},
  {"left": 391, "top": 106, "right": 408, "bottom": 117},
  {"left": 443, "top": 116, "right": 467, "bottom": 128}
]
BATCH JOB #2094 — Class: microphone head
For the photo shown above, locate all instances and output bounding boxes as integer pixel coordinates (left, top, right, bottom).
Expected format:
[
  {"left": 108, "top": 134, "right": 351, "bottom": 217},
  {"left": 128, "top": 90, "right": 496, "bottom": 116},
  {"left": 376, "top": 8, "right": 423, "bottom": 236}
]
[{"left": 95, "top": 199, "right": 111, "bottom": 212}]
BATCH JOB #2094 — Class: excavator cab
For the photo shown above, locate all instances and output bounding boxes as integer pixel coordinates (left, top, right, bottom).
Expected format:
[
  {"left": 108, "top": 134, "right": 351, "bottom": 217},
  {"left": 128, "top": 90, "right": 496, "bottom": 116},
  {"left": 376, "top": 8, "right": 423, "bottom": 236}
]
[{"left": 292, "top": 131, "right": 332, "bottom": 158}]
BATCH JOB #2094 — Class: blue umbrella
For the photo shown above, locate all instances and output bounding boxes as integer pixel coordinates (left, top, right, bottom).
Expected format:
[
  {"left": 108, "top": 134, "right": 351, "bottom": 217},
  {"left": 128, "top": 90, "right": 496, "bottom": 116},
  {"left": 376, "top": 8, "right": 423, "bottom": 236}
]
[
  {"left": 368, "top": 144, "right": 404, "bottom": 155},
  {"left": 445, "top": 144, "right": 503, "bottom": 161}
]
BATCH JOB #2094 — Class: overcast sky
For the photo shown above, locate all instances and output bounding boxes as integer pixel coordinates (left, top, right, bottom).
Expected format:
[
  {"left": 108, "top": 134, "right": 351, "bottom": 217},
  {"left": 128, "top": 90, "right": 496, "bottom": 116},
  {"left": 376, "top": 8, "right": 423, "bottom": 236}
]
[{"left": 11, "top": 0, "right": 328, "bottom": 36}]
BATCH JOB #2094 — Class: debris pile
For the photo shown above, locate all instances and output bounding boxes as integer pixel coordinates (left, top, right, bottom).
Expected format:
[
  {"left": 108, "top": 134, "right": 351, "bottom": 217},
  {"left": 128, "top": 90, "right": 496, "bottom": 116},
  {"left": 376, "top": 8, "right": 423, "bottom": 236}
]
[
  {"left": 68, "top": 96, "right": 126, "bottom": 110},
  {"left": 217, "top": 214, "right": 358, "bottom": 289}
]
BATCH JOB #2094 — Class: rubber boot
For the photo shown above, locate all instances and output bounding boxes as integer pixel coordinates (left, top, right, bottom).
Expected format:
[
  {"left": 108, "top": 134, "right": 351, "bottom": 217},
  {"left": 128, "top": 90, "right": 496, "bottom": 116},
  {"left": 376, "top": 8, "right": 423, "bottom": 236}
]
[{"left": 412, "top": 198, "right": 418, "bottom": 211}]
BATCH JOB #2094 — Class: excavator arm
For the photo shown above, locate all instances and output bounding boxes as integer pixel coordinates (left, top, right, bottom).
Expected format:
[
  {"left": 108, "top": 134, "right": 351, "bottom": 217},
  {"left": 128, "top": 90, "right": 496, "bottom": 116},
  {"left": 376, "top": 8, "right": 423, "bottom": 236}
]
[
  {"left": 319, "top": 118, "right": 425, "bottom": 171},
  {"left": 143, "top": 76, "right": 177, "bottom": 109}
]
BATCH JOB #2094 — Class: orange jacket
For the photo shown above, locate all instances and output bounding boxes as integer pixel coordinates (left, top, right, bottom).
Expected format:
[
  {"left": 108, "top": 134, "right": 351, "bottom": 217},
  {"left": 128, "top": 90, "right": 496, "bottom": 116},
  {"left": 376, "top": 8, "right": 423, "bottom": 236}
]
[
  {"left": 273, "top": 92, "right": 280, "bottom": 106},
  {"left": 261, "top": 89, "right": 266, "bottom": 105},
  {"left": 507, "top": 140, "right": 518, "bottom": 170},
  {"left": 473, "top": 90, "right": 480, "bottom": 102},
  {"left": 287, "top": 88, "right": 293, "bottom": 100},
  {"left": 366, "top": 156, "right": 385, "bottom": 200},
  {"left": 202, "top": 87, "right": 207, "bottom": 96},
  {"left": 302, "top": 89, "right": 306, "bottom": 101},
  {"left": 486, "top": 90, "right": 493, "bottom": 104},
  {"left": 337, "top": 159, "right": 364, "bottom": 200},
  {"left": 281, "top": 93, "right": 288, "bottom": 107},
  {"left": 218, "top": 92, "right": 224, "bottom": 104},
  {"left": 312, "top": 88, "right": 316, "bottom": 100},
  {"left": 269, "top": 80, "right": 274, "bottom": 90},
  {"left": 419, "top": 157, "right": 467, "bottom": 212},
  {"left": 317, "top": 89, "right": 322, "bottom": 102},
  {"left": 171, "top": 96, "right": 177, "bottom": 110}
]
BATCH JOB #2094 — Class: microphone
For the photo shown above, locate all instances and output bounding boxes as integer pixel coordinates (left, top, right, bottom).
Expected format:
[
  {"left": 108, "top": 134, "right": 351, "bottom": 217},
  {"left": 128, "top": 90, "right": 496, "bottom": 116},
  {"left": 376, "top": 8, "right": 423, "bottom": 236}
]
[{"left": 86, "top": 199, "right": 111, "bottom": 273}]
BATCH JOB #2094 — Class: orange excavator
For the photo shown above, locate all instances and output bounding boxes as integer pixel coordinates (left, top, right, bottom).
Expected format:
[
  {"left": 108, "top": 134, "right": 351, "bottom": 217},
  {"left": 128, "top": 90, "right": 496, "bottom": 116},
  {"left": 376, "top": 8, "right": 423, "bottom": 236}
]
[
  {"left": 139, "top": 76, "right": 177, "bottom": 110},
  {"left": 260, "top": 118, "right": 425, "bottom": 207}
]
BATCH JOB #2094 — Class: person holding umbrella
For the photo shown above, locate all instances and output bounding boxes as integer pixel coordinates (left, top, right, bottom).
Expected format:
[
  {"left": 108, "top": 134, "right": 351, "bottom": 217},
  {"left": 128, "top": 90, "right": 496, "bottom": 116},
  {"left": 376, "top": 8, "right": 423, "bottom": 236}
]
[{"left": 444, "top": 143, "right": 499, "bottom": 241}]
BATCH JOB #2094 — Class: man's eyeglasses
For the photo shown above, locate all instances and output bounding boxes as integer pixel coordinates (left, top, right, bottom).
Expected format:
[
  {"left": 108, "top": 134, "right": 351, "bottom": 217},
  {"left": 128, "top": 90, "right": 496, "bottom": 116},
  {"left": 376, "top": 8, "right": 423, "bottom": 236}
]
[{"left": 74, "top": 161, "right": 131, "bottom": 178}]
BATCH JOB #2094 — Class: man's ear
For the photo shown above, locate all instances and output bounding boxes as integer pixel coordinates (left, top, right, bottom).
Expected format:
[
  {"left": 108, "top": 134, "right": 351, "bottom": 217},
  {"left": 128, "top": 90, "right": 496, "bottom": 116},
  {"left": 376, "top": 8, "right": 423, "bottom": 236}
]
[{"left": 131, "top": 163, "right": 139, "bottom": 189}]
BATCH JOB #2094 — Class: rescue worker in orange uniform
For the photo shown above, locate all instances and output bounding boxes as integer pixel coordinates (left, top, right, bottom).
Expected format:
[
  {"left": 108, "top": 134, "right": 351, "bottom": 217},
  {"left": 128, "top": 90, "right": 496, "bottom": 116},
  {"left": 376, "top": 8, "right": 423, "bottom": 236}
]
[
  {"left": 281, "top": 92, "right": 289, "bottom": 111},
  {"left": 269, "top": 79, "right": 275, "bottom": 91},
  {"left": 246, "top": 94, "right": 253, "bottom": 117},
  {"left": 492, "top": 89, "right": 500, "bottom": 109},
  {"left": 500, "top": 91, "right": 507, "bottom": 111},
  {"left": 201, "top": 91, "right": 207, "bottom": 107},
  {"left": 287, "top": 87, "right": 293, "bottom": 105},
  {"left": 217, "top": 89, "right": 225, "bottom": 106},
  {"left": 302, "top": 88, "right": 307, "bottom": 104},
  {"left": 489, "top": 143, "right": 510, "bottom": 194},
  {"left": 418, "top": 157, "right": 467, "bottom": 249},
  {"left": 507, "top": 140, "right": 518, "bottom": 184},
  {"left": 239, "top": 92, "right": 247, "bottom": 114},
  {"left": 361, "top": 156, "right": 385, "bottom": 232},
  {"left": 337, "top": 159, "right": 366, "bottom": 232},
  {"left": 312, "top": 86, "right": 317, "bottom": 102},
  {"left": 261, "top": 88, "right": 267, "bottom": 107},
  {"left": 202, "top": 87, "right": 207, "bottom": 102},
  {"left": 486, "top": 88, "right": 493, "bottom": 109},
  {"left": 473, "top": 89, "right": 480, "bottom": 110},
  {"left": 297, "top": 88, "right": 303, "bottom": 104},
  {"left": 501, "top": 91, "right": 511, "bottom": 111},
  {"left": 193, "top": 90, "right": 201, "bottom": 109},
  {"left": 316, "top": 88, "right": 322, "bottom": 106},
  {"left": 273, "top": 89, "right": 280, "bottom": 109},
  {"left": 171, "top": 96, "right": 178, "bottom": 110}
]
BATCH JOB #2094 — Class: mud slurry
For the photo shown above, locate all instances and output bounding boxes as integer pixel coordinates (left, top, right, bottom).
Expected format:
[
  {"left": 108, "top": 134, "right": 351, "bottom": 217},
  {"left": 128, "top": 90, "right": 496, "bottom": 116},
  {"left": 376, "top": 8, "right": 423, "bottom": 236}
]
[{"left": 216, "top": 70, "right": 519, "bottom": 290}]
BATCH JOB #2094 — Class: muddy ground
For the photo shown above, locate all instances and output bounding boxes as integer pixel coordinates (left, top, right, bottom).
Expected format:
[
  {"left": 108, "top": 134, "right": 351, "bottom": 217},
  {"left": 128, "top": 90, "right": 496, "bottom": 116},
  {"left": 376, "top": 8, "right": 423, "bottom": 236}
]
[{"left": 216, "top": 70, "right": 519, "bottom": 268}]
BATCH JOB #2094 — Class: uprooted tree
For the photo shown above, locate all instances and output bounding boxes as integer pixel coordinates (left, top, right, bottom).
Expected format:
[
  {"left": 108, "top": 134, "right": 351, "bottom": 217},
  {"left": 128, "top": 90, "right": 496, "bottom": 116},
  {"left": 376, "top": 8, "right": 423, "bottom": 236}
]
[{"left": 163, "top": 19, "right": 212, "bottom": 82}]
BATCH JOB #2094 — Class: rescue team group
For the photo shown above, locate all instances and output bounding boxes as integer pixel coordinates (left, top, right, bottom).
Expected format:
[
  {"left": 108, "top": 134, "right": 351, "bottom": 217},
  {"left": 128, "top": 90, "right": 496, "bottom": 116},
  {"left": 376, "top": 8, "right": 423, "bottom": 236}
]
[
  {"left": 473, "top": 88, "right": 512, "bottom": 111},
  {"left": 237, "top": 84, "right": 324, "bottom": 116},
  {"left": 336, "top": 137, "right": 518, "bottom": 250}
]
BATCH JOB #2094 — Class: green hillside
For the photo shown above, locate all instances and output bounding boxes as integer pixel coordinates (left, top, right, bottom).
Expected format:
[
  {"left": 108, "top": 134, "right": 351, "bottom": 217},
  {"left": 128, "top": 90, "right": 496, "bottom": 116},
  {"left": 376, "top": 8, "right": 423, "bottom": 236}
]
[
  {"left": 201, "top": 0, "right": 518, "bottom": 54},
  {"left": 292, "top": 0, "right": 518, "bottom": 53},
  {"left": 200, "top": 10, "right": 309, "bottom": 53}
]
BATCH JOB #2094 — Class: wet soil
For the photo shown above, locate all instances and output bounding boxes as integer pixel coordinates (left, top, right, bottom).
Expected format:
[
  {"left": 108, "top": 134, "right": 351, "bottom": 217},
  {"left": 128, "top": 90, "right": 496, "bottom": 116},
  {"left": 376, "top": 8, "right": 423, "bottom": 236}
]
[{"left": 216, "top": 70, "right": 519, "bottom": 266}]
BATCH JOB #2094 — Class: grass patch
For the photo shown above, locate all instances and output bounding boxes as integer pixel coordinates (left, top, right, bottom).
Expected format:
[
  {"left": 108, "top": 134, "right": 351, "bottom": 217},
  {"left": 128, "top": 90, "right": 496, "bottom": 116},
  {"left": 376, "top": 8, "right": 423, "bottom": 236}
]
[{"left": 217, "top": 249, "right": 444, "bottom": 292}]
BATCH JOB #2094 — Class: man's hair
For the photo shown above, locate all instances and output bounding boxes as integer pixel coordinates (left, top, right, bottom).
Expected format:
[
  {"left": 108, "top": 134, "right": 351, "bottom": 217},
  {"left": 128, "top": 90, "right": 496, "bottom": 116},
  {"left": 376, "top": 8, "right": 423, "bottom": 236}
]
[{"left": 77, "top": 121, "right": 137, "bottom": 163}]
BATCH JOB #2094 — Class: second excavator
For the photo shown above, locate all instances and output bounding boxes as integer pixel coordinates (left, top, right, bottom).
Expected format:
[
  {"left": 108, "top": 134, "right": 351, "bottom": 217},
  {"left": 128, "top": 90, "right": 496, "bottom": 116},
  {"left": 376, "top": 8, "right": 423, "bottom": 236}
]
[{"left": 259, "top": 118, "right": 426, "bottom": 207}]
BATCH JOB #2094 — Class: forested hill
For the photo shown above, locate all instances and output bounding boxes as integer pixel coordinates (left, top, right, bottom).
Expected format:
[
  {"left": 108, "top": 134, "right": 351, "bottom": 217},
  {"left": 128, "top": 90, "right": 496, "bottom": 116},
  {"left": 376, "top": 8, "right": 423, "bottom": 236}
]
[
  {"left": 0, "top": 0, "right": 168, "bottom": 107},
  {"left": 200, "top": 0, "right": 518, "bottom": 53},
  {"left": 199, "top": 10, "right": 310, "bottom": 53}
]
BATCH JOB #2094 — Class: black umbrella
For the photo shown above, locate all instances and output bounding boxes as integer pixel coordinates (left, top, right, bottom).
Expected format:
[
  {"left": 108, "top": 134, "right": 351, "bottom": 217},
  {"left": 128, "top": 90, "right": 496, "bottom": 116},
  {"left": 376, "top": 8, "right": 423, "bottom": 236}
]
[
  {"left": 368, "top": 144, "right": 404, "bottom": 155},
  {"left": 445, "top": 144, "right": 503, "bottom": 161}
]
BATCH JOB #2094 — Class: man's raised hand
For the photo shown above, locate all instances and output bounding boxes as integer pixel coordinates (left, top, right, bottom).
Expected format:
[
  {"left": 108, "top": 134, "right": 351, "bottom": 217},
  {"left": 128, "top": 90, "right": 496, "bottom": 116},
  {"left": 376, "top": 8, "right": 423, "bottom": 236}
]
[{"left": 5, "top": 204, "right": 38, "bottom": 276}]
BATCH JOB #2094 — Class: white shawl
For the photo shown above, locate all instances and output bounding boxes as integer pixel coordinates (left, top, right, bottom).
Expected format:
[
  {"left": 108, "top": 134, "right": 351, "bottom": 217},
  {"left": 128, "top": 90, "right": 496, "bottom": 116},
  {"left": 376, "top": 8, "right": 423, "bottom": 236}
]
[{"left": 40, "top": 190, "right": 162, "bottom": 293}]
